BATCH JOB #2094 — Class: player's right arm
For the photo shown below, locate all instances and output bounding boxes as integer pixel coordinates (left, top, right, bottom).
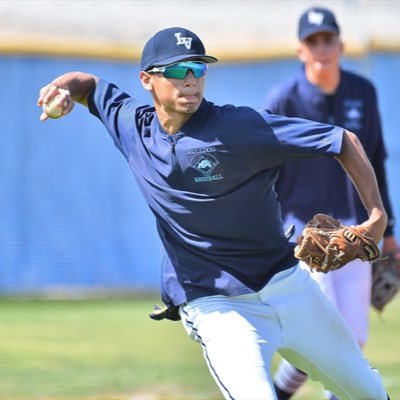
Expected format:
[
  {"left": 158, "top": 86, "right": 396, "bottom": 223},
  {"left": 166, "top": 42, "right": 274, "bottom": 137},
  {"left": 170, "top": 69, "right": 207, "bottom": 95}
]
[{"left": 37, "top": 72, "right": 99, "bottom": 121}]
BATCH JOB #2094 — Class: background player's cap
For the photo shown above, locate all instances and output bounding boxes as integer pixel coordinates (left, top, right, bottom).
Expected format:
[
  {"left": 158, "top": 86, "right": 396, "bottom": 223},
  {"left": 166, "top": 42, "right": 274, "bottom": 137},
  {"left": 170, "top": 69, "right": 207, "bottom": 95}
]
[
  {"left": 141, "top": 27, "right": 218, "bottom": 71},
  {"left": 298, "top": 7, "right": 340, "bottom": 41}
]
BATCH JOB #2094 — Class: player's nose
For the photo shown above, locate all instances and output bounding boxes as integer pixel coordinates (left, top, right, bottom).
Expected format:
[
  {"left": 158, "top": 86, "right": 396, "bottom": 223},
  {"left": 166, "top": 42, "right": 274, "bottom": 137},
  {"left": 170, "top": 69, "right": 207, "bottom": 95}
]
[{"left": 183, "top": 70, "right": 196, "bottom": 85}]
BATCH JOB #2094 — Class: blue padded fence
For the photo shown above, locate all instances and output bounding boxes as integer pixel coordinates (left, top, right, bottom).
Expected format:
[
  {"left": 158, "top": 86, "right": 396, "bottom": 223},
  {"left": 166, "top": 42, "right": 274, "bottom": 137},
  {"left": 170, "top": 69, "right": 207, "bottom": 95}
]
[{"left": 0, "top": 53, "right": 398, "bottom": 295}]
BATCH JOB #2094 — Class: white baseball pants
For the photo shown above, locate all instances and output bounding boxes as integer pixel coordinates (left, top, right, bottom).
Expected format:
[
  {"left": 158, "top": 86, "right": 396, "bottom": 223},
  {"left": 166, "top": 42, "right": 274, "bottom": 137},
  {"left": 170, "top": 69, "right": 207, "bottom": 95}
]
[
  {"left": 180, "top": 264, "right": 387, "bottom": 400},
  {"left": 305, "top": 258, "right": 371, "bottom": 346}
]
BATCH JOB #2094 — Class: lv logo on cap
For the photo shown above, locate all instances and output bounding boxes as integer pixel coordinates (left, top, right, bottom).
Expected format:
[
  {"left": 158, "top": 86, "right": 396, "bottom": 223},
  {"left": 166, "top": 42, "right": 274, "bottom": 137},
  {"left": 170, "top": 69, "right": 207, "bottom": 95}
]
[
  {"left": 308, "top": 10, "right": 325, "bottom": 25},
  {"left": 175, "top": 32, "right": 193, "bottom": 50}
]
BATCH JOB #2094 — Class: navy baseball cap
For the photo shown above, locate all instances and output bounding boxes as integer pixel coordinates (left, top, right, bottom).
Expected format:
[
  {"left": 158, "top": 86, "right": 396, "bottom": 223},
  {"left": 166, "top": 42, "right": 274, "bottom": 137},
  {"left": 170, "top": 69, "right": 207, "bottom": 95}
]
[
  {"left": 141, "top": 27, "right": 218, "bottom": 71},
  {"left": 298, "top": 7, "right": 340, "bottom": 41}
]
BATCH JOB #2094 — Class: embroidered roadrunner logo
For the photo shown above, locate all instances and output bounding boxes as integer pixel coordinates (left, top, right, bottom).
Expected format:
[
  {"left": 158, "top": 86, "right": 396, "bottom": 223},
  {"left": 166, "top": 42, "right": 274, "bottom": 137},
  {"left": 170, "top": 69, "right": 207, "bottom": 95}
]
[
  {"left": 190, "top": 154, "right": 218, "bottom": 176},
  {"left": 343, "top": 99, "right": 363, "bottom": 130},
  {"left": 188, "top": 148, "right": 224, "bottom": 183}
]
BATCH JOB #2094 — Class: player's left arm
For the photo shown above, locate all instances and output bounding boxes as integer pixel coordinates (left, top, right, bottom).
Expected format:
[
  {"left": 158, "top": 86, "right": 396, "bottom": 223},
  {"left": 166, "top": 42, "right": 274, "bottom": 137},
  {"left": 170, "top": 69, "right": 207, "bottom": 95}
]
[
  {"left": 335, "top": 130, "right": 387, "bottom": 243},
  {"left": 368, "top": 128, "right": 399, "bottom": 255}
]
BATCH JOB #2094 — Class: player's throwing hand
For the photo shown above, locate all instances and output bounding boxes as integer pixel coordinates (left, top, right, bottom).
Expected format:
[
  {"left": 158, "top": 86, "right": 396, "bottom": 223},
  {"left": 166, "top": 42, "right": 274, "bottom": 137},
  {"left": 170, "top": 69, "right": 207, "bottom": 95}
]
[{"left": 37, "top": 84, "right": 74, "bottom": 121}]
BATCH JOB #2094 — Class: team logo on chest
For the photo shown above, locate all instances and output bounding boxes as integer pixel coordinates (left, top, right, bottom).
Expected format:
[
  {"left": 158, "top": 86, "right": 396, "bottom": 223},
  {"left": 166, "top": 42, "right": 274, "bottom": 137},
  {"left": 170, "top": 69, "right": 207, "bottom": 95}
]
[
  {"left": 188, "top": 147, "right": 224, "bottom": 183},
  {"left": 191, "top": 154, "right": 218, "bottom": 175},
  {"left": 342, "top": 99, "right": 363, "bottom": 130}
]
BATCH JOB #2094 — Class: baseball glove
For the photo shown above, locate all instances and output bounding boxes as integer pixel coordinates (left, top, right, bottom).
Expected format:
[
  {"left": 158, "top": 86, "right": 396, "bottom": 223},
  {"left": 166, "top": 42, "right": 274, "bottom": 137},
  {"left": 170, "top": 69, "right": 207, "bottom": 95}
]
[
  {"left": 294, "top": 213, "right": 381, "bottom": 273},
  {"left": 371, "top": 250, "right": 400, "bottom": 311},
  {"left": 149, "top": 303, "right": 181, "bottom": 321}
]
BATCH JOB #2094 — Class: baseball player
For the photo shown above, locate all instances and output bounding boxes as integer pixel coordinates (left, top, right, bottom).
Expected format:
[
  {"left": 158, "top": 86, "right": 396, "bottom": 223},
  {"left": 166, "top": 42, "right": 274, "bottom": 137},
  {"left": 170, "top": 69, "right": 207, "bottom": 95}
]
[
  {"left": 264, "top": 7, "right": 399, "bottom": 400},
  {"left": 37, "top": 27, "right": 391, "bottom": 400}
]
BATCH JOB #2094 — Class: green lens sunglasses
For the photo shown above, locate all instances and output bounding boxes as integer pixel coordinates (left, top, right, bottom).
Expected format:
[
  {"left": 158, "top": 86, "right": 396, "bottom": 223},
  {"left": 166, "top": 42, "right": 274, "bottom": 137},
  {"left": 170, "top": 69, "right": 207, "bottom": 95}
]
[{"left": 147, "top": 61, "right": 207, "bottom": 79}]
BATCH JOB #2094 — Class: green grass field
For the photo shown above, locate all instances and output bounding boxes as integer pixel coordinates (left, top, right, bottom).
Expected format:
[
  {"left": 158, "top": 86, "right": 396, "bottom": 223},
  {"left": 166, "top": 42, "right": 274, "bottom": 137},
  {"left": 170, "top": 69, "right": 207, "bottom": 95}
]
[{"left": 0, "top": 294, "right": 399, "bottom": 399}]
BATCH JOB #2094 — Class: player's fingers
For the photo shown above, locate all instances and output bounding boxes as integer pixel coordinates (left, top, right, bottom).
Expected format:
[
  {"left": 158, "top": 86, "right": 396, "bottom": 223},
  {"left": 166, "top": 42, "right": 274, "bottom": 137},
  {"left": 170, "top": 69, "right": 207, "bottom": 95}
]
[
  {"left": 62, "top": 100, "right": 75, "bottom": 116},
  {"left": 46, "top": 88, "right": 72, "bottom": 110},
  {"left": 38, "top": 84, "right": 59, "bottom": 106},
  {"left": 58, "top": 90, "right": 72, "bottom": 106},
  {"left": 39, "top": 87, "right": 72, "bottom": 120},
  {"left": 40, "top": 112, "right": 49, "bottom": 121}
]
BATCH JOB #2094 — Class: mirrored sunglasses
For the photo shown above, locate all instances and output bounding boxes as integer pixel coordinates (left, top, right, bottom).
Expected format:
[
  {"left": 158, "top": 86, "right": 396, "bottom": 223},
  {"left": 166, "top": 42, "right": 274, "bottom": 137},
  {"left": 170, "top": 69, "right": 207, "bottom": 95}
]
[{"left": 147, "top": 61, "right": 207, "bottom": 79}]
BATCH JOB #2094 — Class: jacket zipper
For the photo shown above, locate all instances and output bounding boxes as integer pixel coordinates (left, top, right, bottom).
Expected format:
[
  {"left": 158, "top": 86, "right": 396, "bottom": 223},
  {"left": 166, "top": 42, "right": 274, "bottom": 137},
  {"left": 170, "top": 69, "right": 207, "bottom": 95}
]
[{"left": 169, "top": 135, "right": 183, "bottom": 187}]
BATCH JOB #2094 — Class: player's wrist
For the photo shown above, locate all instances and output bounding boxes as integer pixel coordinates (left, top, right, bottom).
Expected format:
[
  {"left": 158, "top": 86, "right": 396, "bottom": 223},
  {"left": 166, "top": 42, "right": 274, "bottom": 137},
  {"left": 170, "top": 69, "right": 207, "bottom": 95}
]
[{"left": 362, "top": 209, "right": 388, "bottom": 243}]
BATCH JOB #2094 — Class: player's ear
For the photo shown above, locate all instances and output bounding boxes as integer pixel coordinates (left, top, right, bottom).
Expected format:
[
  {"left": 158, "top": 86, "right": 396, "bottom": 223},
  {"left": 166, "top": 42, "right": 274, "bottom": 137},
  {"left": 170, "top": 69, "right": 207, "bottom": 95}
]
[
  {"left": 339, "top": 39, "right": 344, "bottom": 55},
  {"left": 140, "top": 71, "right": 153, "bottom": 91},
  {"left": 296, "top": 42, "right": 306, "bottom": 63}
]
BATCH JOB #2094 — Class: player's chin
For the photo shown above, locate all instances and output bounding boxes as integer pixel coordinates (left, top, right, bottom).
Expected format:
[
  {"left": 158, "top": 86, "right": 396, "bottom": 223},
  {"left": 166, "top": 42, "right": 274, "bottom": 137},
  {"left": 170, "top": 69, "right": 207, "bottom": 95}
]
[
  {"left": 177, "top": 99, "right": 201, "bottom": 114},
  {"left": 313, "top": 60, "right": 334, "bottom": 72}
]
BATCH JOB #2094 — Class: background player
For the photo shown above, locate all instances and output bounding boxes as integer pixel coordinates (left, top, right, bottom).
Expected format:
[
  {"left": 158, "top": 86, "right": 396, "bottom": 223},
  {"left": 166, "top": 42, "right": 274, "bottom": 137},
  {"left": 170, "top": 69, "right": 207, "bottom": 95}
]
[
  {"left": 264, "top": 6, "right": 399, "bottom": 400},
  {"left": 38, "top": 27, "right": 390, "bottom": 400}
]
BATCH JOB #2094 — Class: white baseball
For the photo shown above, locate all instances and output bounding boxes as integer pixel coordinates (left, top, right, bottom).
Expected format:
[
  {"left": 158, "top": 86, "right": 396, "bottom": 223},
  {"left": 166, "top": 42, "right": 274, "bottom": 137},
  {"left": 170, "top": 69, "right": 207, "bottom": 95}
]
[{"left": 43, "top": 88, "right": 70, "bottom": 119}]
